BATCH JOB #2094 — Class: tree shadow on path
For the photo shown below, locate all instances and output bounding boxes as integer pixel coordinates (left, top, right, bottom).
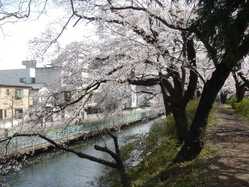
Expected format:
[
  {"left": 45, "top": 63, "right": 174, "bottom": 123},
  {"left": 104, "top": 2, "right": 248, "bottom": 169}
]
[{"left": 206, "top": 105, "right": 249, "bottom": 187}]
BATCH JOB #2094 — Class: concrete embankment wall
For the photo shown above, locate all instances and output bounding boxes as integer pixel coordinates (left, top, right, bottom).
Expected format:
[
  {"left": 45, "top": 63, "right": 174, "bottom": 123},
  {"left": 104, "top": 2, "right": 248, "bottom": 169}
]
[{"left": 0, "top": 108, "right": 164, "bottom": 163}]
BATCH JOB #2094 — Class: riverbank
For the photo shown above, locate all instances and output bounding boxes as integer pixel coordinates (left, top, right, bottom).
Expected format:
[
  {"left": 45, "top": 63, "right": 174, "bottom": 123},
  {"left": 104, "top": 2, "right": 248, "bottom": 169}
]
[
  {"left": 102, "top": 104, "right": 249, "bottom": 187},
  {"left": 3, "top": 119, "right": 159, "bottom": 187},
  {"left": 0, "top": 109, "right": 163, "bottom": 172},
  {"left": 100, "top": 100, "right": 219, "bottom": 187}
]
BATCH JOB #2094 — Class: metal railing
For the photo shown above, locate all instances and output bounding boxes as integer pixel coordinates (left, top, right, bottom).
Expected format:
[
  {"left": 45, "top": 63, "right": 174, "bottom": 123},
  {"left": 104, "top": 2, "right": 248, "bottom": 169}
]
[{"left": 0, "top": 108, "right": 164, "bottom": 156}]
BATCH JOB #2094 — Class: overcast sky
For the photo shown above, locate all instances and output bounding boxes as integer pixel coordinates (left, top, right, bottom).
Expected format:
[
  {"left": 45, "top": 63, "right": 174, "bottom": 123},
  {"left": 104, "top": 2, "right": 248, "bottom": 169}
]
[{"left": 0, "top": 2, "right": 96, "bottom": 70}]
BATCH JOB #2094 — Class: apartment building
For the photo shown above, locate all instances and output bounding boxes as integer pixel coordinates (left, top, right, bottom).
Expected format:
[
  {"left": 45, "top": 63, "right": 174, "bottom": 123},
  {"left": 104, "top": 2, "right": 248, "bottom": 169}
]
[
  {"left": 0, "top": 61, "right": 62, "bottom": 123},
  {"left": 0, "top": 60, "right": 141, "bottom": 125},
  {"left": 0, "top": 84, "right": 31, "bottom": 121}
]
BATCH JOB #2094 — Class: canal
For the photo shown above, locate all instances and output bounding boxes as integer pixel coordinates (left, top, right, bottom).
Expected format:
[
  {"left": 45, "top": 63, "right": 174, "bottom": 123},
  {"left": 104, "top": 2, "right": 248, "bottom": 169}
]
[{"left": 5, "top": 119, "right": 156, "bottom": 187}]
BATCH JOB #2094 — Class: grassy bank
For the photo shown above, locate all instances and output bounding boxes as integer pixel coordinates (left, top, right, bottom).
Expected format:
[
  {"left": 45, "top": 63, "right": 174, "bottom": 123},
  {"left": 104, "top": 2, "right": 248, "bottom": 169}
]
[
  {"left": 230, "top": 98, "right": 249, "bottom": 120},
  {"left": 100, "top": 100, "right": 218, "bottom": 187}
]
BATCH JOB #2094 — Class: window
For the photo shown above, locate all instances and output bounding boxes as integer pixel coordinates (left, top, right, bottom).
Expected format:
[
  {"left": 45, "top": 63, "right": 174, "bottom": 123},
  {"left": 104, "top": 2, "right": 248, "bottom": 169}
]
[
  {"left": 6, "top": 89, "right": 10, "bottom": 96},
  {"left": 0, "top": 109, "right": 6, "bottom": 120},
  {"left": 15, "top": 89, "right": 23, "bottom": 99},
  {"left": 15, "top": 108, "right": 23, "bottom": 119},
  {"left": 31, "top": 77, "right": 36, "bottom": 83},
  {"left": 0, "top": 109, "right": 2, "bottom": 120},
  {"left": 19, "top": 77, "right": 26, "bottom": 83},
  {"left": 4, "top": 110, "right": 7, "bottom": 119}
]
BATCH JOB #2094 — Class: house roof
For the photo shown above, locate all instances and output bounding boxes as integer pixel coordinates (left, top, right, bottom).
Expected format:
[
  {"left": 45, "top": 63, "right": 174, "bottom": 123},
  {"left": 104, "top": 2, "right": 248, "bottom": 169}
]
[
  {"left": 0, "top": 69, "right": 28, "bottom": 85},
  {"left": 0, "top": 66, "right": 61, "bottom": 89},
  {"left": 0, "top": 83, "right": 32, "bottom": 88}
]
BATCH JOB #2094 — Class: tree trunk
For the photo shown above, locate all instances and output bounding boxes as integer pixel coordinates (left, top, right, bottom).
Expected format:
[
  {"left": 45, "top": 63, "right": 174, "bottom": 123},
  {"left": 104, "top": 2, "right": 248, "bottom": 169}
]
[
  {"left": 160, "top": 80, "right": 188, "bottom": 143},
  {"left": 160, "top": 84, "right": 172, "bottom": 115},
  {"left": 236, "top": 86, "right": 246, "bottom": 102},
  {"left": 174, "top": 62, "right": 232, "bottom": 162},
  {"left": 118, "top": 164, "right": 131, "bottom": 187},
  {"left": 233, "top": 72, "right": 246, "bottom": 102},
  {"left": 172, "top": 106, "right": 188, "bottom": 143},
  {"left": 220, "top": 91, "right": 228, "bottom": 104}
]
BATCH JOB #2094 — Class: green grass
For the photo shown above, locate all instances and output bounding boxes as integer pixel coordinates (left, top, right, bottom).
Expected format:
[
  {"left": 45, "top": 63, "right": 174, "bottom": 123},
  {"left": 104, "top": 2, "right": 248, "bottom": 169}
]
[
  {"left": 226, "top": 96, "right": 237, "bottom": 106},
  {"left": 231, "top": 98, "right": 249, "bottom": 120},
  {"left": 128, "top": 118, "right": 217, "bottom": 187},
  {"left": 100, "top": 100, "right": 218, "bottom": 187}
]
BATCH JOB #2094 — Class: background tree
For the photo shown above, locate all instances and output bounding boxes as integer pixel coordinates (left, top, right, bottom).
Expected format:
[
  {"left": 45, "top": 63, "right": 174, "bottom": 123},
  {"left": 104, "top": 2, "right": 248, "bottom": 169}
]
[{"left": 232, "top": 58, "right": 249, "bottom": 102}]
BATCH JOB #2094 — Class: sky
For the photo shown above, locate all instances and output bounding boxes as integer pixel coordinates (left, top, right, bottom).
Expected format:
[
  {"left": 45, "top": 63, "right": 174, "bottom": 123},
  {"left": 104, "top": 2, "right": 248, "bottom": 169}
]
[{"left": 0, "top": 2, "right": 96, "bottom": 70}]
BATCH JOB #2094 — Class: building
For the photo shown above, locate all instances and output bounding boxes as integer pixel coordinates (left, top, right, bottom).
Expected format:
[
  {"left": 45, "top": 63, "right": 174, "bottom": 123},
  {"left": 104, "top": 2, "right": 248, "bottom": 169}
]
[
  {"left": 0, "top": 84, "right": 32, "bottom": 128},
  {"left": 0, "top": 61, "right": 62, "bottom": 123},
  {"left": 0, "top": 60, "right": 62, "bottom": 100},
  {"left": 0, "top": 60, "right": 141, "bottom": 126},
  {"left": 0, "top": 60, "right": 61, "bottom": 89}
]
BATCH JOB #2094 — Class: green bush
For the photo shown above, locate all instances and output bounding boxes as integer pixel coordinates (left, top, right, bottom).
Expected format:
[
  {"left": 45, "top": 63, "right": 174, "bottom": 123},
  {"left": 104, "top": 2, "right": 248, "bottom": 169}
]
[
  {"left": 232, "top": 98, "right": 249, "bottom": 119},
  {"left": 226, "top": 96, "right": 237, "bottom": 106}
]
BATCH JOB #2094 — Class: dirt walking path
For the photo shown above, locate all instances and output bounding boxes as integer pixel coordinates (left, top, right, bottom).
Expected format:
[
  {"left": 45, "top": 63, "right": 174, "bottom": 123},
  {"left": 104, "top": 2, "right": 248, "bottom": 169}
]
[{"left": 207, "top": 105, "right": 249, "bottom": 187}]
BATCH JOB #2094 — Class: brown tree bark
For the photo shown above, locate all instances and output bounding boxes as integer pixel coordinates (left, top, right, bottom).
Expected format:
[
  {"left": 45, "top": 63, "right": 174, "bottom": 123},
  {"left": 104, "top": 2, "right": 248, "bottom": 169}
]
[
  {"left": 175, "top": 62, "right": 232, "bottom": 162},
  {"left": 160, "top": 83, "right": 172, "bottom": 115},
  {"left": 118, "top": 164, "right": 132, "bottom": 187},
  {"left": 233, "top": 72, "right": 246, "bottom": 102},
  {"left": 129, "top": 35, "right": 198, "bottom": 143},
  {"left": 160, "top": 73, "right": 192, "bottom": 143},
  {"left": 172, "top": 105, "right": 188, "bottom": 143}
]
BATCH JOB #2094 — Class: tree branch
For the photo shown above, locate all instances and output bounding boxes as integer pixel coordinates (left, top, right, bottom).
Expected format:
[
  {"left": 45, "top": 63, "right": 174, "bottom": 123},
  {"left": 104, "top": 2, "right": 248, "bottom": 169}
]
[
  {"left": 128, "top": 77, "right": 160, "bottom": 86},
  {"left": 1, "top": 133, "right": 118, "bottom": 169},
  {"left": 183, "top": 36, "right": 198, "bottom": 105}
]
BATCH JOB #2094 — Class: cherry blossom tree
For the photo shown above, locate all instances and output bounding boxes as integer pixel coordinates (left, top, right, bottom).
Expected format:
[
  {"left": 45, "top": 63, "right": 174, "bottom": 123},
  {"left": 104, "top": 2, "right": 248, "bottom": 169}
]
[
  {"left": 232, "top": 57, "right": 249, "bottom": 102},
  {"left": 2, "top": 0, "right": 249, "bottom": 163}
]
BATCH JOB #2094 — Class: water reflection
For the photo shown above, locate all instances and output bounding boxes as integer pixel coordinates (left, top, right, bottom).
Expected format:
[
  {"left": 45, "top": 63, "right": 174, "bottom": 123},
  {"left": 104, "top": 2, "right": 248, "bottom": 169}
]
[{"left": 6, "top": 120, "right": 155, "bottom": 187}]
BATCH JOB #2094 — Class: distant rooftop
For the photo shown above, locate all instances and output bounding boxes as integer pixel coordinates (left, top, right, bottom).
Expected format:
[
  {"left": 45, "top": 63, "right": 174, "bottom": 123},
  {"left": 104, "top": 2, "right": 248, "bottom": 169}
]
[
  {"left": 0, "top": 83, "right": 32, "bottom": 88},
  {"left": 0, "top": 65, "right": 61, "bottom": 90}
]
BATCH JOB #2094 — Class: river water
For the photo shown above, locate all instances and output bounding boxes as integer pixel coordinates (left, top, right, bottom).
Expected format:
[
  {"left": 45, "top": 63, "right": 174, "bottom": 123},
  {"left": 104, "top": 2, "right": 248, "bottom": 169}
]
[{"left": 5, "top": 120, "right": 156, "bottom": 187}]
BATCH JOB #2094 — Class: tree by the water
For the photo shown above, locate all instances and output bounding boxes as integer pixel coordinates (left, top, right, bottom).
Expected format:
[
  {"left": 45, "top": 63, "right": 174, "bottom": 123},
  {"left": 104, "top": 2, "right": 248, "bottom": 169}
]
[
  {"left": 0, "top": 0, "right": 249, "bottom": 165},
  {"left": 175, "top": 0, "right": 249, "bottom": 162}
]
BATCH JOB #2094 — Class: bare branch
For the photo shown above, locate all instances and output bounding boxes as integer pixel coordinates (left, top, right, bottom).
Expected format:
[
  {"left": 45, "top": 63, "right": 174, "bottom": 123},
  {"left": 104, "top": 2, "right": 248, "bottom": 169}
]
[
  {"left": 128, "top": 77, "right": 160, "bottom": 86},
  {"left": 1, "top": 133, "right": 118, "bottom": 168}
]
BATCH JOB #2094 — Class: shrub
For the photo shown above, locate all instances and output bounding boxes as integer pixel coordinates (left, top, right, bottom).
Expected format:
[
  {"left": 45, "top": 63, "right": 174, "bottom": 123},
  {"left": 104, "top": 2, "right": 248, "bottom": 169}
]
[
  {"left": 226, "top": 96, "right": 237, "bottom": 106},
  {"left": 232, "top": 98, "right": 249, "bottom": 119}
]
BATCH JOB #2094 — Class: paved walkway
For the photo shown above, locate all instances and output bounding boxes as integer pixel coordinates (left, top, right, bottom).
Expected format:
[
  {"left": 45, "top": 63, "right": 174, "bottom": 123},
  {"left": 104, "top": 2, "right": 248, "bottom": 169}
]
[{"left": 207, "top": 105, "right": 249, "bottom": 187}]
